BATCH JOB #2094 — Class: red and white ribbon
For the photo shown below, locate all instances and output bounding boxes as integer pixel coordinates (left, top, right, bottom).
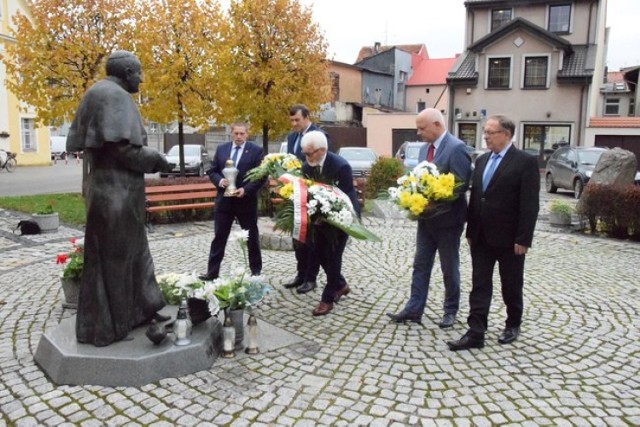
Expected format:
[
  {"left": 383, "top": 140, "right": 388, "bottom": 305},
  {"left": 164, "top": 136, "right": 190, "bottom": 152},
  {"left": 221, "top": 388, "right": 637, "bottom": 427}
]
[{"left": 278, "top": 173, "right": 309, "bottom": 243}]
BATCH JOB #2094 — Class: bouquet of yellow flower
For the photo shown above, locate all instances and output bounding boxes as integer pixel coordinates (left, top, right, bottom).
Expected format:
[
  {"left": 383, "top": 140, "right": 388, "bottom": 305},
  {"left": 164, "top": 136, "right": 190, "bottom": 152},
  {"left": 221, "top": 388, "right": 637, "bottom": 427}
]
[
  {"left": 244, "top": 153, "right": 302, "bottom": 182},
  {"left": 388, "top": 161, "right": 463, "bottom": 220}
]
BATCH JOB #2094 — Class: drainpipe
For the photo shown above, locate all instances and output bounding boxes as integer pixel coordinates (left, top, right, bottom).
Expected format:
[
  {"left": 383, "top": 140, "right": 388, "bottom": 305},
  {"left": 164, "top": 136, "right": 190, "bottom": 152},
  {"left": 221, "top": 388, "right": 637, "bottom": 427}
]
[{"left": 578, "top": 84, "right": 586, "bottom": 147}]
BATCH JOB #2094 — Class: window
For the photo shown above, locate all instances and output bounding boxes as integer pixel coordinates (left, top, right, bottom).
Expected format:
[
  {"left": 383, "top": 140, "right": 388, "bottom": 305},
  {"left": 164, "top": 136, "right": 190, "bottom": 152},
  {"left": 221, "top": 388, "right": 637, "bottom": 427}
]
[
  {"left": 417, "top": 101, "right": 425, "bottom": 112},
  {"left": 523, "top": 124, "right": 570, "bottom": 159},
  {"left": 487, "top": 57, "right": 511, "bottom": 89},
  {"left": 523, "top": 56, "right": 548, "bottom": 88},
  {"left": 21, "top": 118, "right": 36, "bottom": 152},
  {"left": 458, "top": 123, "right": 478, "bottom": 148},
  {"left": 604, "top": 98, "right": 620, "bottom": 115},
  {"left": 549, "top": 4, "right": 571, "bottom": 33},
  {"left": 629, "top": 98, "right": 635, "bottom": 116},
  {"left": 491, "top": 8, "right": 512, "bottom": 31}
]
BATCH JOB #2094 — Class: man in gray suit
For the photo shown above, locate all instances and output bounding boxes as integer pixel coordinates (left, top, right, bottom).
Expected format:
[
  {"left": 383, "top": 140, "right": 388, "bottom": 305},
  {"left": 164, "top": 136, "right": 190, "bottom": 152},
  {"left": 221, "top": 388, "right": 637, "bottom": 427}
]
[{"left": 387, "top": 108, "right": 472, "bottom": 328}]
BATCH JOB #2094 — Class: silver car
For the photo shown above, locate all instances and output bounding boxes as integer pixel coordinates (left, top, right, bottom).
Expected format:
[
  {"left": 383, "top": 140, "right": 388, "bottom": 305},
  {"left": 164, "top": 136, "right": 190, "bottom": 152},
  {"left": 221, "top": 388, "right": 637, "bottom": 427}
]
[
  {"left": 162, "top": 144, "right": 210, "bottom": 177},
  {"left": 337, "top": 147, "right": 378, "bottom": 177}
]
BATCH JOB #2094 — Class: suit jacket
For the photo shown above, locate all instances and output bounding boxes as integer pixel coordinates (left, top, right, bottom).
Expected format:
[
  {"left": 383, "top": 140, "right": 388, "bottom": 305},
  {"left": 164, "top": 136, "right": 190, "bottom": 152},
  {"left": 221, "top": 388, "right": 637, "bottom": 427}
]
[
  {"left": 417, "top": 132, "right": 472, "bottom": 228},
  {"left": 466, "top": 145, "right": 540, "bottom": 248},
  {"left": 302, "top": 152, "right": 361, "bottom": 218},
  {"left": 208, "top": 141, "right": 265, "bottom": 212},
  {"left": 287, "top": 124, "right": 328, "bottom": 160}
]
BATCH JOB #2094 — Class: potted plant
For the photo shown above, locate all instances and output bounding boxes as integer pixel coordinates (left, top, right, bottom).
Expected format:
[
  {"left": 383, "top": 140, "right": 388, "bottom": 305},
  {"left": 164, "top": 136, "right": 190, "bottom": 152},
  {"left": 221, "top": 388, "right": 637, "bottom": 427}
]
[
  {"left": 32, "top": 200, "right": 59, "bottom": 232},
  {"left": 548, "top": 199, "right": 573, "bottom": 226},
  {"left": 56, "top": 238, "right": 84, "bottom": 308}
]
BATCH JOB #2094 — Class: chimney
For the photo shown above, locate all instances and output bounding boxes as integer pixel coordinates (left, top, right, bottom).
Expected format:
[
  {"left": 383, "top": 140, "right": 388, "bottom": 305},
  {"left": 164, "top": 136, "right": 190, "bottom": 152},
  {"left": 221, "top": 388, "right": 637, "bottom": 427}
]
[{"left": 374, "top": 42, "right": 381, "bottom": 54}]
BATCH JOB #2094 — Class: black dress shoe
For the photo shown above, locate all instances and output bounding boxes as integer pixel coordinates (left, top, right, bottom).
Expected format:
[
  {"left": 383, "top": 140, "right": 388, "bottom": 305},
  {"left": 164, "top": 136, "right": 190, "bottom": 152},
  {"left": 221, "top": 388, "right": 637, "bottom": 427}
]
[
  {"left": 438, "top": 313, "right": 456, "bottom": 329},
  {"left": 386, "top": 310, "right": 422, "bottom": 324},
  {"left": 198, "top": 273, "right": 216, "bottom": 281},
  {"left": 283, "top": 275, "right": 304, "bottom": 289},
  {"left": 447, "top": 333, "right": 484, "bottom": 351},
  {"left": 296, "top": 281, "right": 317, "bottom": 294},
  {"left": 498, "top": 327, "right": 520, "bottom": 344}
]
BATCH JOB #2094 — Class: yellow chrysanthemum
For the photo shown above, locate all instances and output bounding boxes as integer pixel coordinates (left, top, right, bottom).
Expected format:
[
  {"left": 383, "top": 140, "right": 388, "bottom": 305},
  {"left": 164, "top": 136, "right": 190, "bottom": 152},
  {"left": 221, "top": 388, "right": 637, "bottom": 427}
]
[
  {"left": 398, "top": 190, "right": 413, "bottom": 208},
  {"left": 284, "top": 159, "right": 301, "bottom": 171},
  {"left": 408, "top": 193, "right": 428, "bottom": 216},
  {"left": 279, "top": 183, "right": 294, "bottom": 199}
]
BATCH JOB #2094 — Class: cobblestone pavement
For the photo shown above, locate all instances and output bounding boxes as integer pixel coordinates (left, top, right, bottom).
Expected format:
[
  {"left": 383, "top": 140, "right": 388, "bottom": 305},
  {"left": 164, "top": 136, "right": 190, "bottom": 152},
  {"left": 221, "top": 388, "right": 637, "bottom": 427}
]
[{"left": 0, "top": 199, "right": 639, "bottom": 426}]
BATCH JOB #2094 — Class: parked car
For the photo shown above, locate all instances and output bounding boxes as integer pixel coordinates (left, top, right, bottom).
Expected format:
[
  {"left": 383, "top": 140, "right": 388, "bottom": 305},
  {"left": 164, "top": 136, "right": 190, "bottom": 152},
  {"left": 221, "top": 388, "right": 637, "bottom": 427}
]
[
  {"left": 395, "top": 141, "right": 426, "bottom": 169},
  {"left": 545, "top": 146, "right": 608, "bottom": 199},
  {"left": 337, "top": 147, "right": 378, "bottom": 177},
  {"left": 50, "top": 136, "right": 67, "bottom": 160},
  {"left": 162, "top": 144, "right": 210, "bottom": 177}
]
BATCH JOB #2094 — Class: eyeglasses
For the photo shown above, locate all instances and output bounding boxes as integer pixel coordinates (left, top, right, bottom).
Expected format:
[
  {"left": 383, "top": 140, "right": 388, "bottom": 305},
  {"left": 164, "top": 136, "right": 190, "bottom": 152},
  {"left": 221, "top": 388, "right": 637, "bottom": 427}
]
[
  {"left": 483, "top": 130, "right": 504, "bottom": 136},
  {"left": 302, "top": 149, "right": 320, "bottom": 157}
]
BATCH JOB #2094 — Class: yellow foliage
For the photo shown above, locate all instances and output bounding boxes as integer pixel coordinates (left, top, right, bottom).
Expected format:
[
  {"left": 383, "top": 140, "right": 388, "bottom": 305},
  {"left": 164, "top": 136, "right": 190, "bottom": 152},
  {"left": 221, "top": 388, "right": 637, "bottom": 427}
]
[
  {"left": 220, "top": 0, "right": 331, "bottom": 147},
  {"left": 1, "top": 0, "right": 137, "bottom": 125},
  {"left": 134, "top": 0, "right": 228, "bottom": 130}
]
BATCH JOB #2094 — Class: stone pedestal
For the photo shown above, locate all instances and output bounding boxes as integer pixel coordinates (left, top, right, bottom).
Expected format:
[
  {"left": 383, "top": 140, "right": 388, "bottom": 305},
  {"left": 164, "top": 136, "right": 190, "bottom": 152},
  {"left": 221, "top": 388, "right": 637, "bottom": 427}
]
[{"left": 34, "top": 308, "right": 222, "bottom": 387}]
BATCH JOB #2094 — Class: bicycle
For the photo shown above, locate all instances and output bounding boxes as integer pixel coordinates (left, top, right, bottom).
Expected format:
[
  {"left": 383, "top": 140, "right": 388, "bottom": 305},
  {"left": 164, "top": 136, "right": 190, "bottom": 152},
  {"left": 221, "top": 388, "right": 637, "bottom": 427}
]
[{"left": 0, "top": 149, "right": 17, "bottom": 172}]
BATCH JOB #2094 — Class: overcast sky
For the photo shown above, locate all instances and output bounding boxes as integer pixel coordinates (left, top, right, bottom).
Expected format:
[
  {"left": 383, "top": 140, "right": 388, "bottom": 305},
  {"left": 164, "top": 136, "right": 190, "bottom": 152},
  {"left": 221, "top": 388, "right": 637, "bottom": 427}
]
[{"left": 299, "top": 0, "right": 639, "bottom": 70}]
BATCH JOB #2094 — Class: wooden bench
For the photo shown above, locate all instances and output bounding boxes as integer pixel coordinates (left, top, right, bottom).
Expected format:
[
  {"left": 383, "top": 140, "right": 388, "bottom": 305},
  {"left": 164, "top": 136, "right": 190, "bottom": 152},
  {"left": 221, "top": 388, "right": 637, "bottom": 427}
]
[{"left": 145, "top": 182, "right": 217, "bottom": 222}]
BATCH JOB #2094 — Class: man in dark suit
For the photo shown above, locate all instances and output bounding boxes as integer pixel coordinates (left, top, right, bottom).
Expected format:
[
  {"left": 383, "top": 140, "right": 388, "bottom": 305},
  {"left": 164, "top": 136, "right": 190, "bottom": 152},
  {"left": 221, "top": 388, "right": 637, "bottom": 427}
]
[
  {"left": 300, "top": 131, "right": 360, "bottom": 316},
  {"left": 283, "top": 104, "right": 323, "bottom": 293},
  {"left": 448, "top": 115, "right": 540, "bottom": 351},
  {"left": 387, "top": 108, "right": 472, "bottom": 328},
  {"left": 199, "top": 122, "right": 265, "bottom": 281}
]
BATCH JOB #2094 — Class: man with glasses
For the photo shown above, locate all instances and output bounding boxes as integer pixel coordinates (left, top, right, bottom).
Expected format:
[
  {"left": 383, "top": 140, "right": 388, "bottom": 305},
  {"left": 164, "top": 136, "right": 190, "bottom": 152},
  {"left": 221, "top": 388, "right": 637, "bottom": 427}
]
[
  {"left": 386, "top": 108, "right": 472, "bottom": 329},
  {"left": 448, "top": 115, "right": 539, "bottom": 351},
  {"left": 283, "top": 105, "right": 324, "bottom": 293},
  {"left": 300, "top": 131, "right": 360, "bottom": 316}
]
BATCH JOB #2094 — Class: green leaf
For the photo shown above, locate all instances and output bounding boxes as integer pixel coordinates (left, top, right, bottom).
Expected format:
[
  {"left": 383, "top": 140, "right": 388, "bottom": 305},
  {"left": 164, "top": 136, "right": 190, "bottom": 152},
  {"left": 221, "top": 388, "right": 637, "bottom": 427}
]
[{"left": 325, "top": 218, "right": 382, "bottom": 242}]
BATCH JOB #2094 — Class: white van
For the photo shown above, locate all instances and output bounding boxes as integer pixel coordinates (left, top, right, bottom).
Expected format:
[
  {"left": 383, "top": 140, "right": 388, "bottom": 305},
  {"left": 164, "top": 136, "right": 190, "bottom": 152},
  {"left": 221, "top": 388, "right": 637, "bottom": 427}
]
[{"left": 50, "top": 136, "right": 67, "bottom": 160}]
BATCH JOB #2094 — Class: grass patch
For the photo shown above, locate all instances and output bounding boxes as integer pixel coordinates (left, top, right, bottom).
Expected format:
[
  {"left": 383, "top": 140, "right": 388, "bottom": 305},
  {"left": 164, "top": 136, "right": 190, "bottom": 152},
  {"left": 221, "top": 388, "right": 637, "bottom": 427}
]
[{"left": 0, "top": 193, "right": 86, "bottom": 225}]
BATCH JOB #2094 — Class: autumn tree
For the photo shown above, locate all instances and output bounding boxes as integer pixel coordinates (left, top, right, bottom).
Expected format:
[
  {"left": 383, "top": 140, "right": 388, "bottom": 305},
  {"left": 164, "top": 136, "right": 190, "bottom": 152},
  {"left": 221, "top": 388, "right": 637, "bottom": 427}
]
[
  {"left": 221, "top": 0, "right": 330, "bottom": 152},
  {"left": 1, "top": 0, "right": 137, "bottom": 125},
  {"left": 134, "top": 0, "right": 227, "bottom": 176}
]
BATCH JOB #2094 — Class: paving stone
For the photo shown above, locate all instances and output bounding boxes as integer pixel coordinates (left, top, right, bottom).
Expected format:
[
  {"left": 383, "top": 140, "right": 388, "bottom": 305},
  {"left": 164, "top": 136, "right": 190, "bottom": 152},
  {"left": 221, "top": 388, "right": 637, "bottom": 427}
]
[{"left": 0, "top": 197, "right": 638, "bottom": 424}]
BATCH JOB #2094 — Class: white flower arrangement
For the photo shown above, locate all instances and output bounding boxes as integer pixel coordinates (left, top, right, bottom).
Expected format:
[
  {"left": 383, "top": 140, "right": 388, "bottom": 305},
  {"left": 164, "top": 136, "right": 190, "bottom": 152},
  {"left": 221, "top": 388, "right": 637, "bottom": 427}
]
[{"left": 307, "top": 184, "right": 354, "bottom": 226}]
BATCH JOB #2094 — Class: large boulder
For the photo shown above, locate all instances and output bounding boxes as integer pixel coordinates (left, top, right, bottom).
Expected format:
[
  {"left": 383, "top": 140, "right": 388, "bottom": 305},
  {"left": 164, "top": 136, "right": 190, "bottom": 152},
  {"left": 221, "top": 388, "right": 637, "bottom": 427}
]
[{"left": 590, "top": 147, "right": 637, "bottom": 186}]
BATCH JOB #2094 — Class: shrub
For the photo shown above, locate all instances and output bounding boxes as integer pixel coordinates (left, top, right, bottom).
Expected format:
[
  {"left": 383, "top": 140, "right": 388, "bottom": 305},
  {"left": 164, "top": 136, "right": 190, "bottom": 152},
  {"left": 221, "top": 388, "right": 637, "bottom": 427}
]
[
  {"left": 578, "top": 182, "right": 640, "bottom": 240},
  {"left": 365, "top": 157, "right": 404, "bottom": 199},
  {"left": 548, "top": 199, "right": 573, "bottom": 216}
]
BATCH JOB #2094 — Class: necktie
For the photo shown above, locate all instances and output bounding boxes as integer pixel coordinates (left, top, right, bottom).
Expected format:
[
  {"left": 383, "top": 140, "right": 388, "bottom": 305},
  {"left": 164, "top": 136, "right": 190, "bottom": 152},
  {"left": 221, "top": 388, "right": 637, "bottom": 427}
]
[
  {"left": 293, "top": 132, "right": 303, "bottom": 155},
  {"left": 427, "top": 144, "right": 435, "bottom": 162},
  {"left": 231, "top": 146, "right": 241, "bottom": 166},
  {"left": 482, "top": 153, "right": 501, "bottom": 191}
]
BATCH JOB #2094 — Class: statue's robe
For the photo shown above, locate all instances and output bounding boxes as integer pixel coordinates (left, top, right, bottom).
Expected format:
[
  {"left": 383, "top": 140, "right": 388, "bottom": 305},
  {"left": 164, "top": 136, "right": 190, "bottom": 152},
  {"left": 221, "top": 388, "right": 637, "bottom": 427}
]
[{"left": 67, "top": 77, "right": 169, "bottom": 347}]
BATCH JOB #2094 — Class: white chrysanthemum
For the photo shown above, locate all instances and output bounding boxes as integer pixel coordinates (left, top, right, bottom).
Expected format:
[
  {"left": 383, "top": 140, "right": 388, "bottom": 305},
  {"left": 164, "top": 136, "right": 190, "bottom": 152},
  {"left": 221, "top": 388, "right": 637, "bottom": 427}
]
[{"left": 230, "top": 229, "right": 249, "bottom": 242}]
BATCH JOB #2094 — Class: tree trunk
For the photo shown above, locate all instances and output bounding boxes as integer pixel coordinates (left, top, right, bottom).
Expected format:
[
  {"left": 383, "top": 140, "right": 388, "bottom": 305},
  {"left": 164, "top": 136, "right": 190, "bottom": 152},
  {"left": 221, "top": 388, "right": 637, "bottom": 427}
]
[
  {"left": 178, "top": 121, "right": 185, "bottom": 177},
  {"left": 262, "top": 122, "right": 269, "bottom": 154}
]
